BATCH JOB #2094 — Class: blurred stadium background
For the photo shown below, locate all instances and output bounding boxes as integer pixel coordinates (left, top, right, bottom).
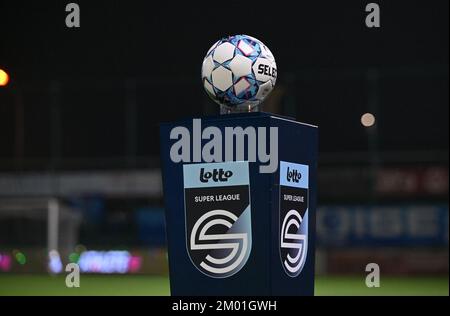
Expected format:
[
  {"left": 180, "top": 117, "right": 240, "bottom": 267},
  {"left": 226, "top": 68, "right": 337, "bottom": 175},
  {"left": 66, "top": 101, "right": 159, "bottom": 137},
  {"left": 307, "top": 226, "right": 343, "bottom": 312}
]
[{"left": 0, "top": 1, "right": 448, "bottom": 295}]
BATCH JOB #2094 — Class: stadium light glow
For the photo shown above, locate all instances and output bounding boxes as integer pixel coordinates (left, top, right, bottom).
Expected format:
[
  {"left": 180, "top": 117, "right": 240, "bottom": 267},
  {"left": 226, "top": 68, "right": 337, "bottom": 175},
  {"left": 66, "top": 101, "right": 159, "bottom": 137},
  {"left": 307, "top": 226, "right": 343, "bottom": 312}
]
[
  {"left": 69, "top": 252, "right": 81, "bottom": 263},
  {"left": 48, "top": 250, "right": 63, "bottom": 274},
  {"left": 75, "top": 244, "right": 87, "bottom": 254},
  {"left": 77, "top": 250, "right": 142, "bottom": 274},
  {"left": 15, "top": 251, "right": 26, "bottom": 265},
  {"left": 0, "top": 253, "right": 12, "bottom": 271},
  {"left": 361, "top": 112, "right": 376, "bottom": 127},
  {"left": 0, "top": 69, "right": 9, "bottom": 86}
]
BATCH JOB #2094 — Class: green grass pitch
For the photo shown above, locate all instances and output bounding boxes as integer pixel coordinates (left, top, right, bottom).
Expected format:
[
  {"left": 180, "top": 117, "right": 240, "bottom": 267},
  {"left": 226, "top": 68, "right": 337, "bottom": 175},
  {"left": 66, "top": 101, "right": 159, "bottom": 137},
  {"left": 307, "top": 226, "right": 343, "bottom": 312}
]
[{"left": 0, "top": 274, "right": 448, "bottom": 296}]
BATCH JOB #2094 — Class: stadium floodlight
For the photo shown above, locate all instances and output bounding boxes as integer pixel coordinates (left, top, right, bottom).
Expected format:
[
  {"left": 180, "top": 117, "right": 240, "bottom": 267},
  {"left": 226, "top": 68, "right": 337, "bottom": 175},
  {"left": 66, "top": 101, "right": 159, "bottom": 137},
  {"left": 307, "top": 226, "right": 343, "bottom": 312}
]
[
  {"left": 0, "top": 68, "right": 9, "bottom": 86},
  {"left": 361, "top": 112, "right": 376, "bottom": 127}
]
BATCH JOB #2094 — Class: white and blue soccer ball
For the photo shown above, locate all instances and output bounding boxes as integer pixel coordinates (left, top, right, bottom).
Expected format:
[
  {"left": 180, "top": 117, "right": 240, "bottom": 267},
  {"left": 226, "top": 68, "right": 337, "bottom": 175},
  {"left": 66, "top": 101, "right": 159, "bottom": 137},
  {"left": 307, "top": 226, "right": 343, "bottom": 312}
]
[{"left": 201, "top": 34, "right": 277, "bottom": 111}]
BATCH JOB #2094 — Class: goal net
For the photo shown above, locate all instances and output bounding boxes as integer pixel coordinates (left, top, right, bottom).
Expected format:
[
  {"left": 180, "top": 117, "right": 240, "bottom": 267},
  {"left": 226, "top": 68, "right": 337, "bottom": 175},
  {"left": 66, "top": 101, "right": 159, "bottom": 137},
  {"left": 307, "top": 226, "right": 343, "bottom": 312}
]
[{"left": 0, "top": 198, "right": 82, "bottom": 273}]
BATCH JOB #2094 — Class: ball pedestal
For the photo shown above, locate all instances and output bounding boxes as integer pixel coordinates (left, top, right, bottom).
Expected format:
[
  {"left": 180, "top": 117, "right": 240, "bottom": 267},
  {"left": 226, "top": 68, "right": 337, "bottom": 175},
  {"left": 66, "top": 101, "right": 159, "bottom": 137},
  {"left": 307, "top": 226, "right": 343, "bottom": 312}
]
[
  {"left": 160, "top": 112, "right": 318, "bottom": 296},
  {"left": 219, "top": 104, "right": 260, "bottom": 114}
]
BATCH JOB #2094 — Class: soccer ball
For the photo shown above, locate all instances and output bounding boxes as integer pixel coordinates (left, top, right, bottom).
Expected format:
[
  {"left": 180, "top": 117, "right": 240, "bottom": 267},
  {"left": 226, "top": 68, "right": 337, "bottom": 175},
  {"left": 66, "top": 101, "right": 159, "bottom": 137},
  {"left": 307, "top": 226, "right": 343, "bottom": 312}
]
[{"left": 201, "top": 34, "right": 277, "bottom": 111}]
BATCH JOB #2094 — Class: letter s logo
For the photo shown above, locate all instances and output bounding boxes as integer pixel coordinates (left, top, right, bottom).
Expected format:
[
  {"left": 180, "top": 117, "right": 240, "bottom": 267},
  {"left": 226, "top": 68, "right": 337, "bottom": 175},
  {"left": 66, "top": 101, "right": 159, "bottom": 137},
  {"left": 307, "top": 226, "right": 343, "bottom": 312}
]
[{"left": 189, "top": 210, "right": 251, "bottom": 278}]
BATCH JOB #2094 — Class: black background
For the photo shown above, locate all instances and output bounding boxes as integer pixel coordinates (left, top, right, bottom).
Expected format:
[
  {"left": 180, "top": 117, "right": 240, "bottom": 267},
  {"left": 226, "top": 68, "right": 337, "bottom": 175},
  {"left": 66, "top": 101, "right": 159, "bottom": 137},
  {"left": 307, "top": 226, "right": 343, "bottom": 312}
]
[{"left": 0, "top": 0, "right": 448, "bottom": 167}]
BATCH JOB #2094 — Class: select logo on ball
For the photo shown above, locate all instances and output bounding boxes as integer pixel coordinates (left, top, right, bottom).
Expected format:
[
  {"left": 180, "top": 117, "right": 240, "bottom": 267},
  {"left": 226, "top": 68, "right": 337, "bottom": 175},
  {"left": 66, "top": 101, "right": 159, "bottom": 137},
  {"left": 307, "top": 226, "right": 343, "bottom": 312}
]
[{"left": 257, "top": 64, "right": 277, "bottom": 78}]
